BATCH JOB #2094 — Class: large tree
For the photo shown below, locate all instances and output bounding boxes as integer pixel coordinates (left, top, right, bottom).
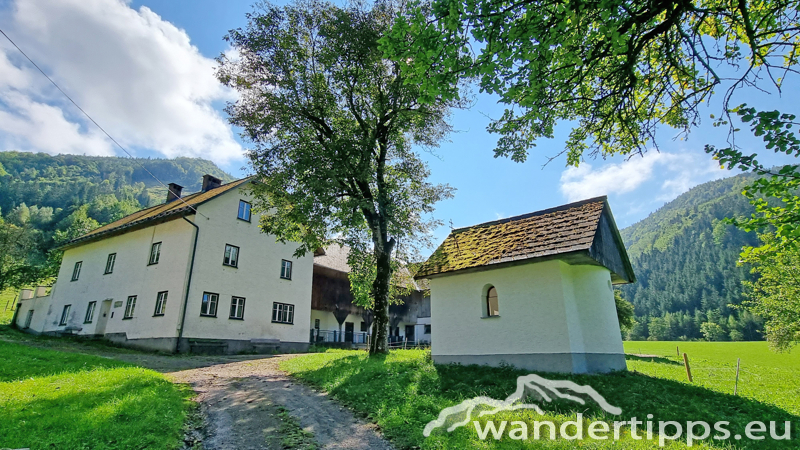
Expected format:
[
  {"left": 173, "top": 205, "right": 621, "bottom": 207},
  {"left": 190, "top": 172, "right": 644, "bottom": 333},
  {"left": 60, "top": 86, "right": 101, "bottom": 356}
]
[
  {"left": 217, "top": 0, "right": 463, "bottom": 353},
  {"left": 382, "top": 0, "right": 799, "bottom": 163},
  {"left": 0, "top": 214, "right": 43, "bottom": 294},
  {"left": 384, "top": 0, "right": 800, "bottom": 351}
]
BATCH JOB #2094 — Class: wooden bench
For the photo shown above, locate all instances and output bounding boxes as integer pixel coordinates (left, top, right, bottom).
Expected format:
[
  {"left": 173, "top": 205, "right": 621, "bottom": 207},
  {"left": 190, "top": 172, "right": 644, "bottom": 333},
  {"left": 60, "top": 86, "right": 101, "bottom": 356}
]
[
  {"left": 188, "top": 339, "right": 228, "bottom": 355},
  {"left": 250, "top": 338, "right": 280, "bottom": 353}
]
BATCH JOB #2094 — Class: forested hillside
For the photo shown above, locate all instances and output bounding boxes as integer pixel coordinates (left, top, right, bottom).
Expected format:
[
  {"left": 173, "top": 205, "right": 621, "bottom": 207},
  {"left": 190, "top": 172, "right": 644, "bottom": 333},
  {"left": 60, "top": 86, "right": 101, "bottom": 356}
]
[
  {"left": 0, "top": 152, "right": 233, "bottom": 290},
  {"left": 618, "top": 173, "right": 764, "bottom": 341}
]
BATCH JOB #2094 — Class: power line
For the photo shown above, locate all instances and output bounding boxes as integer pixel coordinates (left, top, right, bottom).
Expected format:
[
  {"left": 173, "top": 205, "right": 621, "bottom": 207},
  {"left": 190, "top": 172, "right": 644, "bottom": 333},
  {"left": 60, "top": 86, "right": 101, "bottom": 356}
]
[{"left": 0, "top": 27, "right": 206, "bottom": 217}]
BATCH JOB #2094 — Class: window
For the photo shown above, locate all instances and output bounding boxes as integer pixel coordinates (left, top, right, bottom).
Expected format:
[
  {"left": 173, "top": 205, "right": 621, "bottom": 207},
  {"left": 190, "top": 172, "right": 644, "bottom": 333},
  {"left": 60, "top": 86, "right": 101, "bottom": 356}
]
[
  {"left": 280, "top": 259, "right": 292, "bottom": 280},
  {"left": 124, "top": 296, "right": 136, "bottom": 319},
  {"left": 154, "top": 291, "right": 168, "bottom": 316},
  {"left": 60, "top": 305, "right": 71, "bottom": 326},
  {"left": 223, "top": 244, "right": 239, "bottom": 267},
  {"left": 201, "top": 292, "right": 219, "bottom": 317},
  {"left": 71, "top": 261, "right": 82, "bottom": 281},
  {"left": 237, "top": 200, "right": 252, "bottom": 221},
  {"left": 424, "top": 324, "right": 432, "bottom": 334},
  {"left": 314, "top": 319, "right": 320, "bottom": 329},
  {"left": 486, "top": 286, "right": 500, "bottom": 317},
  {"left": 104, "top": 253, "right": 116, "bottom": 274},
  {"left": 229, "top": 296, "right": 245, "bottom": 320},
  {"left": 360, "top": 322, "right": 367, "bottom": 332},
  {"left": 84, "top": 301, "right": 97, "bottom": 323},
  {"left": 24, "top": 310, "right": 34, "bottom": 328},
  {"left": 149, "top": 242, "right": 161, "bottom": 265},
  {"left": 272, "top": 302, "right": 294, "bottom": 324}
]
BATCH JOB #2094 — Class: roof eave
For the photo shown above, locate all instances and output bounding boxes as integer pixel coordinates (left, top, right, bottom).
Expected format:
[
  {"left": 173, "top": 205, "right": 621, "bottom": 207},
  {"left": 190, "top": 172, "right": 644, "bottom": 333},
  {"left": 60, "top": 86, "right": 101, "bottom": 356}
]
[
  {"left": 58, "top": 208, "right": 197, "bottom": 251},
  {"left": 414, "top": 249, "right": 597, "bottom": 280}
]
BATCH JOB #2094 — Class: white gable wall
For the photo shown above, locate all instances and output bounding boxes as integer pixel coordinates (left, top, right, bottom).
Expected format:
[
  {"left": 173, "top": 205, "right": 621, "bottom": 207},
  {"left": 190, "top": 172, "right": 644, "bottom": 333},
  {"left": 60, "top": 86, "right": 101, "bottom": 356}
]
[
  {"left": 429, "top": 259, "right": 626, "bottom": 374},
  {"left": 179, "top": 185, "right": 313, "bottom": 349}
]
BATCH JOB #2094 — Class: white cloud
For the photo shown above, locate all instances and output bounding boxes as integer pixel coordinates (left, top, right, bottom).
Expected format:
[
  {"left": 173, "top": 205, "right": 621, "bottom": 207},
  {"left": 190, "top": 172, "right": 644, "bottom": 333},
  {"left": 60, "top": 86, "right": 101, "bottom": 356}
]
[
  {"left": 559, "top": 151, "right": 724, "bottom": 203},
  {"left": 0, "top": 0, "right": 242, "bottom": 164}
]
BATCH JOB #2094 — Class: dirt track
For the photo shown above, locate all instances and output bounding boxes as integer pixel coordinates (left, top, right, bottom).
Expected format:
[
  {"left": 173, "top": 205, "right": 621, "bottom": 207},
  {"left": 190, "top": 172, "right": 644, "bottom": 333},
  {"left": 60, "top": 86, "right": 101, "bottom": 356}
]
[
  {"left": 5, "top": 336, "right": 394, "bottom": 450},
  {"left": 131, "top": 353, "right": 394, "bottom": 450}
]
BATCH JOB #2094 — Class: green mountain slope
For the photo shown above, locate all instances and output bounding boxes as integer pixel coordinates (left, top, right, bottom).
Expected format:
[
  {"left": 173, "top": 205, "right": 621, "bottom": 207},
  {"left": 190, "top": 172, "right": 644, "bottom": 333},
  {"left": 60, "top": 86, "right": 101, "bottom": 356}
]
[
  {"left": 0, "top": 152, "right": 234, "bottom": 284},
  {"left": 618, "top": 172, "right": 764, "bottom": 341},
  {"left": 0, "top": 151, "right": 233, "bottom": 214}
]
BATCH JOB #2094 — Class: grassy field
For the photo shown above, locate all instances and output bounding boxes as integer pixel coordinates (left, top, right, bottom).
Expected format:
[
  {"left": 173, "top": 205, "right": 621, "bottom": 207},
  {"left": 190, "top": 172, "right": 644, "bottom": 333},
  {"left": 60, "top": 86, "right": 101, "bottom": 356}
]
[
  {"left": 624, "top": 341, "right": 800, "bottom": 416},
  {"left": 0, "top": 291, "right": 194, "bottom": 450},
  {"left": 281, "top": 345, "right": 799, "bottom": 449}
]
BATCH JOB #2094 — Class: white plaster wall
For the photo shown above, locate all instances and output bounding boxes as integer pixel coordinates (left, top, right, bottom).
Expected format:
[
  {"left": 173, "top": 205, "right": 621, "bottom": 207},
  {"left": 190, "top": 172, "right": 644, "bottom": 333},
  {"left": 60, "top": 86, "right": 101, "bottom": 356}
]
[
  {"left": 430, "top": 260, "right": 571, "bottom": 357},
  {"left": 14, "top": 295, "right": 52, "bottom": 332},
  {"left": 563, "top": 264, "right": 625, "bottom": 355},
  {"left": 429, "top": 259, "right": 623, "bottom": 358},
  {"left": 180, "top": 186, "right": 313, "bottom": 344},
  {"left": 40, "top": 218, "right": 194, "bottom": 338}
]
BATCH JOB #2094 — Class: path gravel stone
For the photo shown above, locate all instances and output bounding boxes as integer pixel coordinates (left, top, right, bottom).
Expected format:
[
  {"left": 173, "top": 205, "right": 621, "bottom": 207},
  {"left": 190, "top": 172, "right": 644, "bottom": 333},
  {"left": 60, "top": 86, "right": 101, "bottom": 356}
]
[
  {"left": 6, "top": 336, "right": 393, "bottom": 450},
  {"left": 164, "top": 355, "right": 395, "bottom": 450}
]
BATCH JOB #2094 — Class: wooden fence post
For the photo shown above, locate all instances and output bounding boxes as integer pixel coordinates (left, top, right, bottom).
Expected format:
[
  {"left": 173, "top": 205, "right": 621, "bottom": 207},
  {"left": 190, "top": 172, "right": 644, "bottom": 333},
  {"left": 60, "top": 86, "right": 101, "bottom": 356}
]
[
  {"left": 734, "top": 358, "right": 741, "bottom": 395},
  {"left": 677, "top": 346, "right": 680, "bottom": 357},
  {"left": 683, "top": 353, "right": 693, "bottom": 383}
]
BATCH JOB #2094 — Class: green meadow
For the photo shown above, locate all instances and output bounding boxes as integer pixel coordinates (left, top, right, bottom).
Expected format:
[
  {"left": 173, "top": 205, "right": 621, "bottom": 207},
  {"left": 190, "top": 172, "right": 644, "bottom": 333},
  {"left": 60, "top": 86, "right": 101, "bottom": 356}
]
[
  {"left": 281, "top": 344, "right": 800, "bottom": 449},
  {"left": 0, "top": 291, "right": 193, "bottom": 450}
]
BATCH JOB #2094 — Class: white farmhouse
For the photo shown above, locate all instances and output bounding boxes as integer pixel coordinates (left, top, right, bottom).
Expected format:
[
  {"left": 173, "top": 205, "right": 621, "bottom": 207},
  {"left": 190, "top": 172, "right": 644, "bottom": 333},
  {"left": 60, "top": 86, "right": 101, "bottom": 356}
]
[
  {"left": 415, "top": 196, "right": 635, "bottom": 374},
  {"left": 14, "top": 175, "right": 313, "bottom": 353},
  {"left": 13, "top": 174, "right": 431, "bottom": 353}
]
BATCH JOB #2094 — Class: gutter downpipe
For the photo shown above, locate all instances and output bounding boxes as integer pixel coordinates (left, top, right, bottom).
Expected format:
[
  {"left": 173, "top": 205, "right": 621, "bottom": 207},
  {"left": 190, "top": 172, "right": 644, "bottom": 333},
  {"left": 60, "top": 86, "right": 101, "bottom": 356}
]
[{"left": 176, "top": 214, "right": 200, "bottom": 353}]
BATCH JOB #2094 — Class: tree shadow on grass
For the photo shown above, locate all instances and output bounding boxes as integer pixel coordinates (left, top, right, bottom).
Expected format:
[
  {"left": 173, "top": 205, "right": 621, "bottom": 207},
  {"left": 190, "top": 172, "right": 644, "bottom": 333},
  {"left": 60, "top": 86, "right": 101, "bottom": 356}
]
[{"left": 291, "top": 353, "right": 799, "bottom": 449}]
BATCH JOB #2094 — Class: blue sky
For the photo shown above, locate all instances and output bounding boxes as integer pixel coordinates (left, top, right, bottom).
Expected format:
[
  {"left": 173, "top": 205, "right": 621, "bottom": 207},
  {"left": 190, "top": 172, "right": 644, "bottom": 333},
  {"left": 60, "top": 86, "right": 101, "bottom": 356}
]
[{"left": 1, "top": 0, "right": 797, "bottom": 249}]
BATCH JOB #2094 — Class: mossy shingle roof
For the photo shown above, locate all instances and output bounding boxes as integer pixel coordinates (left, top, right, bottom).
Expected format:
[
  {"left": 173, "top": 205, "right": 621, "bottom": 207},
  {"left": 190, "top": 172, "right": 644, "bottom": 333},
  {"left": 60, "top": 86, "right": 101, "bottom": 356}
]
[
  {"left": 416, "top": 196, "right": 632, "bottom": 280},
  {"left": 62, "top": 177, "right": 252, "bottom": 249}
]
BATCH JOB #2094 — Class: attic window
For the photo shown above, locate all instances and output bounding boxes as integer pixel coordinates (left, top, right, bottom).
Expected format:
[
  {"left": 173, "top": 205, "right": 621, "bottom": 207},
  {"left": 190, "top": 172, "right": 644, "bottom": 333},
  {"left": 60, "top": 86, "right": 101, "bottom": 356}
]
[{"left": 486, "top": 286, "right": 499, "bottom": 317}]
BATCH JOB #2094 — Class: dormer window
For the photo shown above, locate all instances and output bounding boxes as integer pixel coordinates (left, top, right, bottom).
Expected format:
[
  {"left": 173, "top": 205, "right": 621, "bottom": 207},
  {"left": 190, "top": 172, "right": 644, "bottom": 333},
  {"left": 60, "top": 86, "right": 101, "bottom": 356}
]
[{"left": 486, "top": 286, "right": 499, "bottom": 317}]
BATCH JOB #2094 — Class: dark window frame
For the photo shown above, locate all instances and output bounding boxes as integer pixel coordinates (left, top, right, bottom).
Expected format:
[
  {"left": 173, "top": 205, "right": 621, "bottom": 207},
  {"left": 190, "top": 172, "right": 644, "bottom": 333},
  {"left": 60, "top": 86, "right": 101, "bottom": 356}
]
[
  {"left": 59, "top": 304, "right": 71, "bottom": 326},
  {"left": 104, "top": 253, "right": 116, "bottom": 274},
  {"left": 271, "top": 302, "right": 294, "bottom": 324},
  {"left": 229, "top": 296, "right": 246, "bottom": 320},
  {"left": 24, "top": 309, "right": 34, "bottom": 329},
  {"left": 223, "top": 244, "right": 240, "bottom": 268},
  {"left": 486, "top": 286, "right": 500, "bottom": 317},
  {"left": 123, "top": 295, "right": 137, "bottom": 319},
  {"left": 154, "top": 291, "right": 168, "bottom": 316},
  {"left": 148, "top": 242, "right": 162, "bottom": 265},
  {"left": 237, "top": 200, "right": 252, "bottom": 222},
  {"left": 424, "top": 324, "right": 432, "bottom": 334},
  {"left": 84, "top": 301, "right": 97, "bottom": 323},
  {"left": 71, "top": 261, "right": 82, "bottom": 281},
  {"left": 280, "top": 259, "right": 292, "bottom": 280},
  {"left": 200, "top": 292, "right": 219, "bottom": 317}
]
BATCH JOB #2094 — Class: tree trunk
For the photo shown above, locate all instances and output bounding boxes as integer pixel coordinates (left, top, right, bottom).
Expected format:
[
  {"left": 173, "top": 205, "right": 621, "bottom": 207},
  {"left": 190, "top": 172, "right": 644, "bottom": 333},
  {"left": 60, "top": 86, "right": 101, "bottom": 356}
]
[{"left": 369, "top": 243, "right": 393, "bottom": 354}]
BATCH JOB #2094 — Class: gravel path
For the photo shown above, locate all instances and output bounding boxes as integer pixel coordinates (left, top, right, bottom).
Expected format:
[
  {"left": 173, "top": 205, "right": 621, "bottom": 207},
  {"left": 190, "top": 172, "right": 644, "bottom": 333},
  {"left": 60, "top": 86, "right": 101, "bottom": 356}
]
[
  {"left": 5, "top": 337, "right": 395, "bottom": 450},
  {"left": 157, "top": 355, "right": 395, "bottom": 450}
]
